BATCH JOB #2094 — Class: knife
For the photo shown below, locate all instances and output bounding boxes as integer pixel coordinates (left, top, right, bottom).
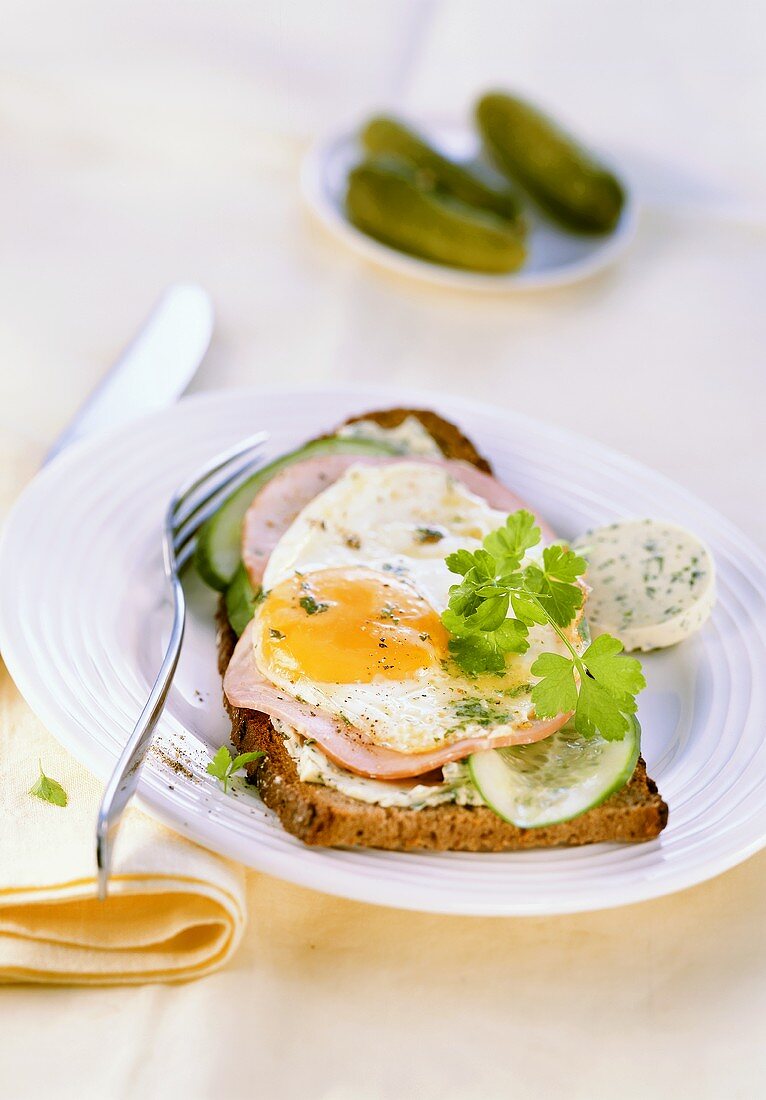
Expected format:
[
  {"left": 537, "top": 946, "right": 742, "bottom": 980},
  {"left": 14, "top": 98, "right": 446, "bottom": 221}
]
[{"left": 44, "top": 283, "right": 214, "bottom": 464}]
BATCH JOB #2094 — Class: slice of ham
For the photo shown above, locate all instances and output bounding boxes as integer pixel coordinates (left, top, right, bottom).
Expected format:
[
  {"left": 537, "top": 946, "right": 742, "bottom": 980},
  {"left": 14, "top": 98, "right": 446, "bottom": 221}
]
[
  {"left": 242, "top": 453, "right": 556, "bottom": 588},
  {"left": 224, "top": 622, "right": 570, "bottom": 780}
]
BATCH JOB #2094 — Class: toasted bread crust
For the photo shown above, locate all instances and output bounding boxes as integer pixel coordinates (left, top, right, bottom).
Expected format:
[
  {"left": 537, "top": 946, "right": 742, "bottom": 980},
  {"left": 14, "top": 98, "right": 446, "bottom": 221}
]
[
  {"left": 218, "top": 407, "right": 668, "bottom": 850},
  {"left": 338, "top": 407, "right": 493, "bottom": 473}
]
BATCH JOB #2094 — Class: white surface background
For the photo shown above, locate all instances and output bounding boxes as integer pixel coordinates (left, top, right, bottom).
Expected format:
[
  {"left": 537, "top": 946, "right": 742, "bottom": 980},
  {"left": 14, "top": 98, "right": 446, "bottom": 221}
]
[{"left": 1, "top": 2, "right": 765, "bottom": 1098}]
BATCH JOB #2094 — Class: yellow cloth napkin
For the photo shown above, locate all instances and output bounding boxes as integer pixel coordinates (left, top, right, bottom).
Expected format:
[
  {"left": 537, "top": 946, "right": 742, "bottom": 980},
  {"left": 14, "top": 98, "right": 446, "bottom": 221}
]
[{"left": 0, "top": 431, "right": 246, "bottom": 985}]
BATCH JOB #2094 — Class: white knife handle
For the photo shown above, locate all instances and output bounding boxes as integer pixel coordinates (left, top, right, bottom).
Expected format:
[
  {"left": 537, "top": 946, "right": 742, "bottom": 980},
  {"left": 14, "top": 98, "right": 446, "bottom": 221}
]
[{"left": 44, "top": 284, "right": 214, "bottom": 464}]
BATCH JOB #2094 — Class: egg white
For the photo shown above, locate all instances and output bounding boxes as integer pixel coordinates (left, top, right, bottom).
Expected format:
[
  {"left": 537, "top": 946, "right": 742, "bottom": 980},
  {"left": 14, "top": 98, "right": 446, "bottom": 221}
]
[
  {"left": 254, "top": 462, "right": 576, "bottom": 754},
  {"left": 262, "top": 462, "right": 509, "bottom": 603}
]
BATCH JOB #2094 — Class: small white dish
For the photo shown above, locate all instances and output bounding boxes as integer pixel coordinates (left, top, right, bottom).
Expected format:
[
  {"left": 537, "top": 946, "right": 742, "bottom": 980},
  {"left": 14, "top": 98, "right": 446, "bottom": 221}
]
[
  {"left": 1, "top": 386, "right": 765, "bottom": 916},
  {"left": 301, "top": 121, "right": 638, "bottom": 291}
]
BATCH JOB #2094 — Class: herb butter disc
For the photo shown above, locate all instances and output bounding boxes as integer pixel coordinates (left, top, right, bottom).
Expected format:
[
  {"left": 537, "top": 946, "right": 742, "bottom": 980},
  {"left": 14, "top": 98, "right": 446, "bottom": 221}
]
[{"left": 573, "top": 519, "right": 715, "bottom": 652}]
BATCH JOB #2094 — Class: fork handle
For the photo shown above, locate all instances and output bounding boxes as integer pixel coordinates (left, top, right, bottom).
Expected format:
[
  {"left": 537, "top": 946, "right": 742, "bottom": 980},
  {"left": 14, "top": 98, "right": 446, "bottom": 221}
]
[{"left": 95, "top": 574, "right": 187, "bottom": 899}]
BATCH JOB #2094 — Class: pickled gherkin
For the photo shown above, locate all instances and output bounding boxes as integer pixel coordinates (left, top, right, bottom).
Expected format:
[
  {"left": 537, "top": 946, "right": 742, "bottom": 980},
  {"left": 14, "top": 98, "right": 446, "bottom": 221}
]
[
  {"left": 476, "top": 92, "right": 624, "bottom": 234},
  {"left": 362, "top": 116, "right": 523, "bottom": 225},
  {"left": 346, "top": 157, "right": 526, "bottom": 274}
]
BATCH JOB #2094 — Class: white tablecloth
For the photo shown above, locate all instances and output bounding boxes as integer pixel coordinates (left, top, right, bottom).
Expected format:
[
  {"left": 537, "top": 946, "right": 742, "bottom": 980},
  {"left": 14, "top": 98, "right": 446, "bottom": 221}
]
[{"left": 1, "top": 2, "right": 765, "bottom": 1097}]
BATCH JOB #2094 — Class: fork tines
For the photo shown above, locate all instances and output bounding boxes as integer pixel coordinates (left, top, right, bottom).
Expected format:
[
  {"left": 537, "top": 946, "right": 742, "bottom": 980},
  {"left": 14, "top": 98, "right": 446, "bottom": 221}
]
[{"left": 171, "top": 432, "right": 269, "bottom": 568}]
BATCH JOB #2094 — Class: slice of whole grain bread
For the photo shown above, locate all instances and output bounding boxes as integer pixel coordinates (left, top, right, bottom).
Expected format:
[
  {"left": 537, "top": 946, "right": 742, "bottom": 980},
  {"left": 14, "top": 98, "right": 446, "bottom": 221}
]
[{"left": 218, "top": 407, "right": 668, "bottom": 851}]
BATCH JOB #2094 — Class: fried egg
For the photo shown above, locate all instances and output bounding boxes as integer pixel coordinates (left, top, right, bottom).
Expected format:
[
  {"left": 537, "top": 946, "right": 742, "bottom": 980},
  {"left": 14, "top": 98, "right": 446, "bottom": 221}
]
[{"left": 252, "top": 462, "right": 578, "bottom": 755}]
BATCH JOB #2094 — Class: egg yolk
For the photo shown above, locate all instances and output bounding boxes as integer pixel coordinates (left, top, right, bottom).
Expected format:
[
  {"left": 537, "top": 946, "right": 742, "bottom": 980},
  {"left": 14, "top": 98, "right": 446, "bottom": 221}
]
[{"left": 258, "top": 567, "right": 449, "bottom": 683}]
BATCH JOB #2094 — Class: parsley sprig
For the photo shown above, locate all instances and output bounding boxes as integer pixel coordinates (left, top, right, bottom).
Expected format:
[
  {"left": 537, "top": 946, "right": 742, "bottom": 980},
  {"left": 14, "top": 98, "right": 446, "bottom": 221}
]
[
  {"left": 206, "top": 745, "right": 264, "bottom": 793},
  {"left": 441, "top": 511, "right": 645, "bottom": 741},
  {"left": 29, "top": 761, "right": 68, "bottom": 807}
]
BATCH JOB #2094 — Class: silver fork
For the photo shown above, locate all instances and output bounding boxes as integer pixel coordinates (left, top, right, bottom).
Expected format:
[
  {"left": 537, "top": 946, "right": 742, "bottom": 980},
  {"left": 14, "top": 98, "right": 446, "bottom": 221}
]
[{"left": 95, "top": 430, "right": 269, "bottom": 899}]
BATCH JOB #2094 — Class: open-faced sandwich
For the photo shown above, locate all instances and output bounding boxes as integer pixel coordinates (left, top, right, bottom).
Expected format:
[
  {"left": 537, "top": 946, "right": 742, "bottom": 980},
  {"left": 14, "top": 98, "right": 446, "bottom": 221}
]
[{"left": 197, "top": 408, "right": 715, "bottom": 851}]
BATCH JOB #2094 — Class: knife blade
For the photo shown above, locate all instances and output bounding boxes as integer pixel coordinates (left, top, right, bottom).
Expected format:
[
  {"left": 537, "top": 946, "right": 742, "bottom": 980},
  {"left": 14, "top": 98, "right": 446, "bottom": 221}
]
[{"left": 44, "top": 283, "right": 214, "bottom": 464}]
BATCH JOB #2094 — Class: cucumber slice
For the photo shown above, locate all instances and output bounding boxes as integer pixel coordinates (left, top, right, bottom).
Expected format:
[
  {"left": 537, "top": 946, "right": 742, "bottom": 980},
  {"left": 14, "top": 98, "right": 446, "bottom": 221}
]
[
  {"left": 195, "top": 436, "right": 399, "bottom": 591},
  {"left": 468, "top": 716, "right": 640, "bottom": 828},
  {"left": 225, "top": 562, "right": 262, "bottom": 636}
]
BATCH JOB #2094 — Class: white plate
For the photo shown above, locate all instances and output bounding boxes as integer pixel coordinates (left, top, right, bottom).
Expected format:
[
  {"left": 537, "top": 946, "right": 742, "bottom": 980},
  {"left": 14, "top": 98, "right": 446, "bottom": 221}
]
[
  {"left": 301, "top": 122, "right": 638, "bottom": 291},
  {"left": 2, "top": 386, "right": 766, "bottom": 916}
]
